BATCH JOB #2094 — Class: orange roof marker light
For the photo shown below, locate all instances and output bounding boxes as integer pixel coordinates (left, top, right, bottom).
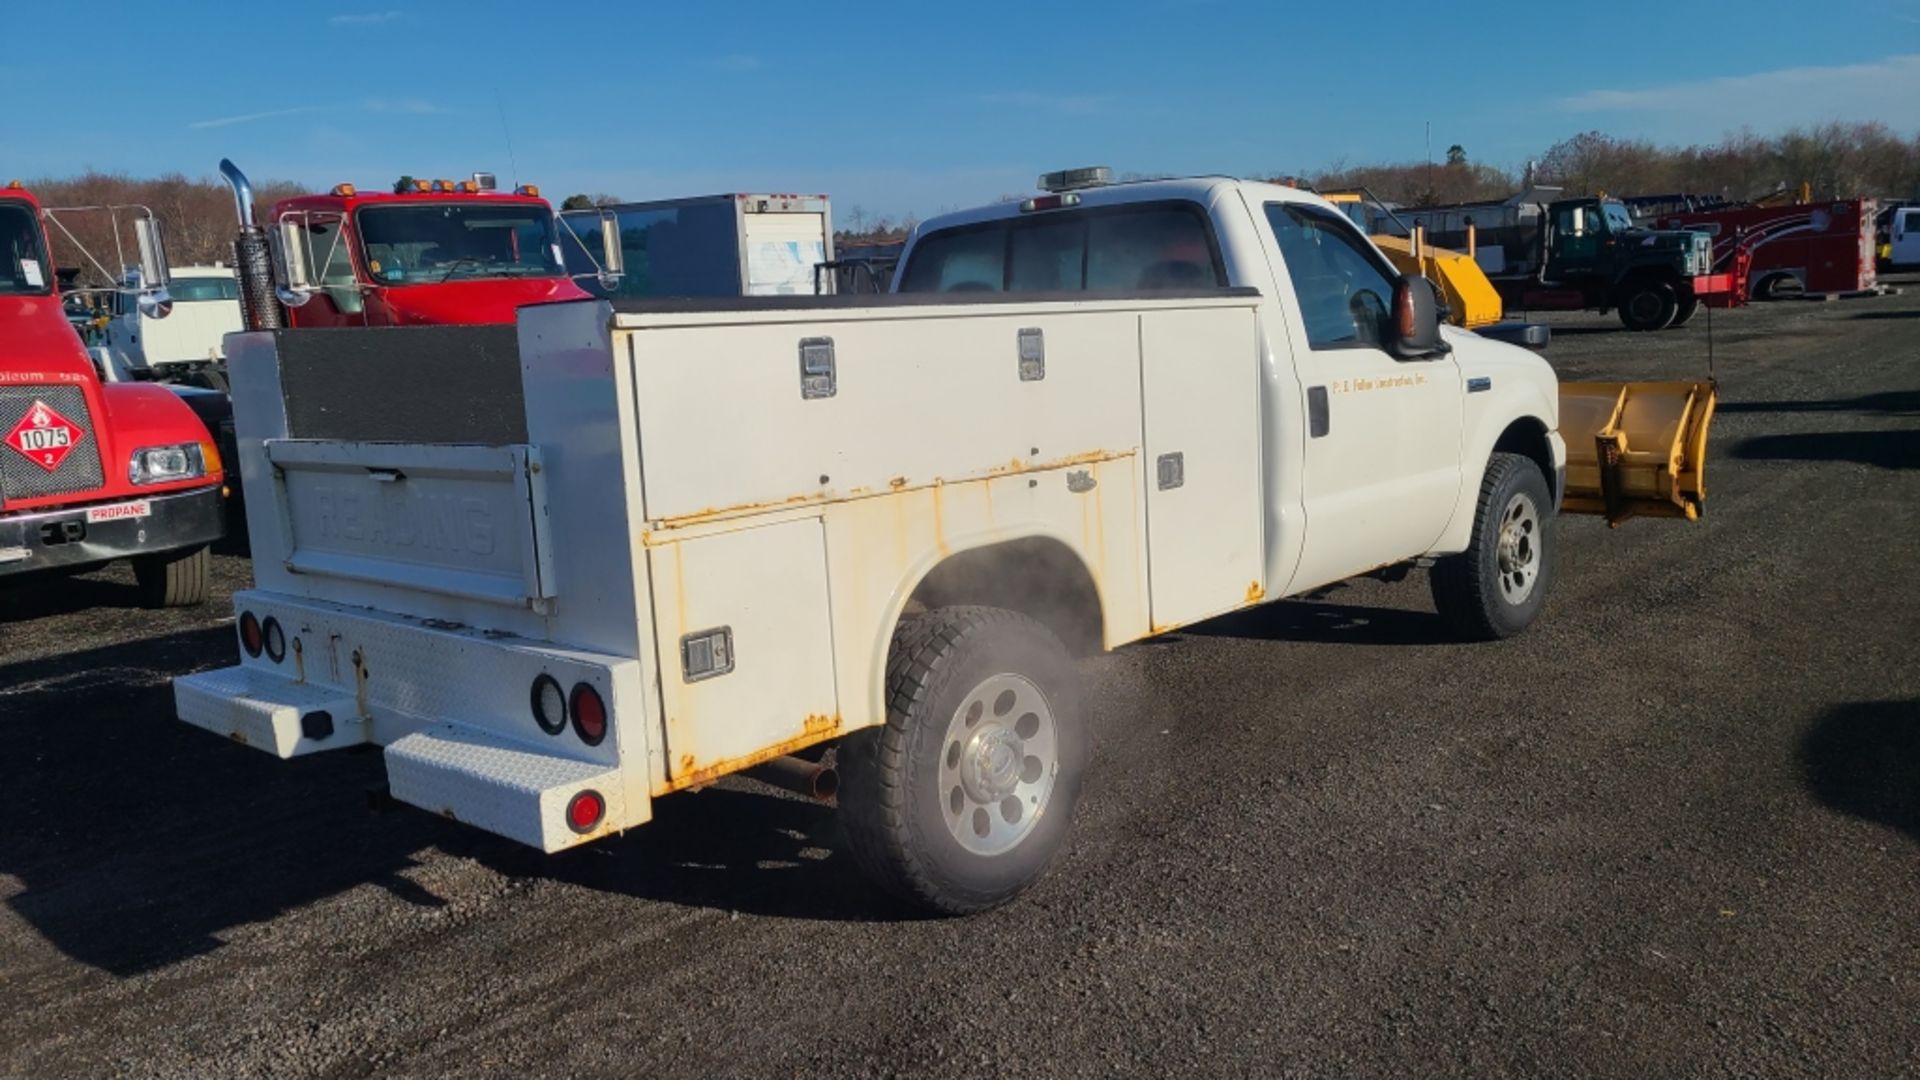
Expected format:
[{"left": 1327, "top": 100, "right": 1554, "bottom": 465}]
[
  {"left": 515, "top": 184, "right": 540, "bottom": 197},
  {"left": 457, "top": 180, "right": 479, "bottom": 194},
  {"left": 331, "top": 183, "right": 356, "bottom": 197},
  {"left": 6, "top": 180, "right": 23, "bottom": 190}
]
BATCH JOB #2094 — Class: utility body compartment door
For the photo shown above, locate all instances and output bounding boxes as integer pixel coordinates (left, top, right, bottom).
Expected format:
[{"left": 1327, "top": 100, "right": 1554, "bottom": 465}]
[
  {"left": 1138, "top": 308, "right": 1264, "bottom": 630},
  {"left": 647, "top": 517, "right": 840, "bottom": 791}
]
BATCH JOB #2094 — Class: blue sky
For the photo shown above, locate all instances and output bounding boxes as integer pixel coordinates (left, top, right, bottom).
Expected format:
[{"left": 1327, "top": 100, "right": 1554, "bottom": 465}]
[{"left": 3, "top": 0, "right": 1916, "bottom": 219}]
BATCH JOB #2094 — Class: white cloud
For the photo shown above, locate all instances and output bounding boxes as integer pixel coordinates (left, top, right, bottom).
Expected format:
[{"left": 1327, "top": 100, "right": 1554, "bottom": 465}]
[
  {"left": 978, "top": 91, "right": 1112, "bottom": 116},
  {"left": 1557, "top": 53, "right": 1920, "bottom": 137},
  {"left": 189, "top": 105, "right": 335, "bottom": 130},
  {"left": 330, "top": 10, "right": 404, "bottom": 26},
  {"left": 364, "top": 98, "right": 448, "bottom": 115}
]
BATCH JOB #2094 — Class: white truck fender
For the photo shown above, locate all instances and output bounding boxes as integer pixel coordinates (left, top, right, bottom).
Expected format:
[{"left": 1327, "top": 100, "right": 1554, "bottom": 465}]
[{"left": 1431, "top": 380, "right": 1563, "bottom": 557}]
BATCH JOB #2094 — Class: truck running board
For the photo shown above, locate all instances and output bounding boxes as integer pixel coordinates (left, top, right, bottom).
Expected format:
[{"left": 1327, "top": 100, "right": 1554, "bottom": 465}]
[{"left": 1558, "top": 380, "right": 1716, "bottom": 525}]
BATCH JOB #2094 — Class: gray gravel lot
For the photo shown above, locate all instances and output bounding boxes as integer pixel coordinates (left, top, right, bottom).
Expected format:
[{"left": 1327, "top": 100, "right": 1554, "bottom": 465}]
[{"left": 2, "top": 280, "right": 1916, "bottom": 1077}]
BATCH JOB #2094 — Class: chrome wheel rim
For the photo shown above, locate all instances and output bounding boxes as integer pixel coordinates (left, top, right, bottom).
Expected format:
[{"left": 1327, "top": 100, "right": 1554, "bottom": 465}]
[
  {"left": 1495, "top": 492, "right": 1541, "bottom": 605},
  {"left": 939, "top": 673, "right": 1058, "bottom": 856}
]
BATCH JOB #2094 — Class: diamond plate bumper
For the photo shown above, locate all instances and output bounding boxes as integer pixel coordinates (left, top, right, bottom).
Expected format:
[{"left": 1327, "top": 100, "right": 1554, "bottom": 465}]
[
  {"left": 387, "top": 724, "right": 625, "bottom": 852},
  {"left": 174, "top": 665, "right": 363, "bottom": 758}
]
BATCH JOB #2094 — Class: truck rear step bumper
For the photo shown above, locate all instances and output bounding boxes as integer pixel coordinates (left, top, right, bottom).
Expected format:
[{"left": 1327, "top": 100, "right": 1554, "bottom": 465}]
[{"left": 173, "top": 591, "right": 649, "bottom": 851}]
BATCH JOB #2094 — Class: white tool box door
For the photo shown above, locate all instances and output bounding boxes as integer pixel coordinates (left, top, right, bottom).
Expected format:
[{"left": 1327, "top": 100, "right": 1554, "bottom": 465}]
[
  {"left": 648, "top": 517, "right": 840, "bottom": 788},
  {"left": 1139, "top": 309, "right": 1264, "bottom": 630}
]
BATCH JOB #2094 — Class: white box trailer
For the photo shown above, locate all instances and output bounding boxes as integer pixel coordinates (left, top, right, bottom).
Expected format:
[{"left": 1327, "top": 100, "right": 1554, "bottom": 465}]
[{"left": 560, "top": 194, "right": 833, "bottom": 299}]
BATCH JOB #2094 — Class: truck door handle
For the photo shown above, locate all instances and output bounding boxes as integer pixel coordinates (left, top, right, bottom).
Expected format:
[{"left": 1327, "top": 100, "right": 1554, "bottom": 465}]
[{"left": 1307, "top": 386, "right": 1330, "bottom": 438}]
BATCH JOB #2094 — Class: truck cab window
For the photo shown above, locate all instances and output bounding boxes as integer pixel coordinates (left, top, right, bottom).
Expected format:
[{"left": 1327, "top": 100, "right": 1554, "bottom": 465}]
[
  {"left": 1265, "top": 202, "right": 1396, "bottom": 350},
  {"left": 1, "top": 203, "right": 50, "bottom": 295},
  {"left": 301, "top": 222, "right": 358, "bottom": 287},
  {"left": 902, "top": 202, "right": 1223, "bottom": 295}
]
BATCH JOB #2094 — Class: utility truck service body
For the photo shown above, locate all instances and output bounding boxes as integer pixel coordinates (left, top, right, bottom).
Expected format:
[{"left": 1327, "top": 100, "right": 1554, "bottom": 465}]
[{"left": 176, "top": 175, "right": 1709, "bottom": 911}]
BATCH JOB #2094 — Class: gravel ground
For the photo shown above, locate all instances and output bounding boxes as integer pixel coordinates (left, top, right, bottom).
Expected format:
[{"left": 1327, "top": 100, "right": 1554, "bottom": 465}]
[{"left": 2, "top": 279, "right": 1916, "bottom": 1077}]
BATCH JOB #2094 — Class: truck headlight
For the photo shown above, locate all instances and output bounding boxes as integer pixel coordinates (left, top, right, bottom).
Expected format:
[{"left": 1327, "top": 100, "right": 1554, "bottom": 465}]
[{"left": 129, "top": 442, "right": 206, "bottom": 485}]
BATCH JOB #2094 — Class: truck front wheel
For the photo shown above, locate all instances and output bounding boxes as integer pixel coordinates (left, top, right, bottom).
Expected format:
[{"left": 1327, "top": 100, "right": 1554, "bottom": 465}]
[
  {"left": 132, "top": 544, "right": 211, "bottom": 608},
  {"left": 1617, "top": 280, "right": 1678, "bottom": 331},
  {"left": 1430, "top": 453, "right": 1554, "bottom": 641},
  {"left": 839, "top": 606, "right": 1087, "bottom": 915},
  {"left": 1669, "top": 293, "right": 1701, "bottom": 328}
]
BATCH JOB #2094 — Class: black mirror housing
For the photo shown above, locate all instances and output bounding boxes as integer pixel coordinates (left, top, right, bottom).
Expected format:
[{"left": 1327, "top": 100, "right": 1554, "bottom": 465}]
[{"left": 1389, "top": 272, "right": 1447, "bottom": 358}]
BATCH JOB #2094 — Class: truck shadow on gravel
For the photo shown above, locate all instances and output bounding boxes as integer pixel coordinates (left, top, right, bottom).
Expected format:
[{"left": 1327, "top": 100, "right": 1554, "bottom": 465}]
[
  {"left": 1729, "top": 430, "right": 1920, "bottom": 470},
  {"left": 1717, "top": 389, "right": 1920, "bottom": 416},
  {"left": 0, "top": 573, "right": 156, "bottom": 623},
  {"left": 1, "top": 630, "right": 898, "bottom": 977},
  {"left": 1801, "top": 700, "right": 1919, "bottom": 846},
  {"left": 1183, "top": 599, "right": 1451, "bottom": 647}
]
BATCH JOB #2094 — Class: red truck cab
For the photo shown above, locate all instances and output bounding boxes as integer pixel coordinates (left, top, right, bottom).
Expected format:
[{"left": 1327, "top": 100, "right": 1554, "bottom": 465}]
[
  {"left": 1, "top": 183, "right": 224, "bottom": 605},
  {"left": 271, "top": 180, "right": 590, "bottom": 326}
]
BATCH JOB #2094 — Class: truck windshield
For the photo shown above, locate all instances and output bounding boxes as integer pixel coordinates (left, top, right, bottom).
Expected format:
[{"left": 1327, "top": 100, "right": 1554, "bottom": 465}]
[
  {"left": 166, "top": 276, "right": 240, "bottom": 302},
  {"left": 1602, "top": 202, "right": 1634, "bottom": 233},
  {"left": 1, "top": 201, "right": 52, "bottom": 296},
  {"left": 357, "top": 202, "right": 561, "bottom": 284}
]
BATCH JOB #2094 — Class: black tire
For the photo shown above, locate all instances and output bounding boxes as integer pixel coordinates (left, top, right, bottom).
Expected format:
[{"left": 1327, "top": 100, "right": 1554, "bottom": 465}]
[
  {"left": 839, "top": 606, "right": 1087, "bottom": 915},
  {"left": 1617, "top": 279, "right": 1678, "bottom": 331},
  {"left": 1430, "top": 453, "right": 1554, "bottom": 641},
  {"left": 1669, "top": 293, "right": 1701, "bottom": 327},
  {"left": 132, "top": 545, "right": 210, "bottom": 608},
  {"left": 1754, "top": 273, "right": 1803, "bottom": 301}
]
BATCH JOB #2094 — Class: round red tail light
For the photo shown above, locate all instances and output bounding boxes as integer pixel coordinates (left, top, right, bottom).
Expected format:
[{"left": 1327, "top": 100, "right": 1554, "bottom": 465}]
[
  {"left": 566, "top": 789, "right": 606, "bottom": 834},
  {"left": 530, "top": 674, "right": 567, "bottom": 735},
  {"left": 239, "top": 611, "right": 263, "bottom": 657},
  {"left": 569, "top": 683, "right": 607, "bottom": 746}
]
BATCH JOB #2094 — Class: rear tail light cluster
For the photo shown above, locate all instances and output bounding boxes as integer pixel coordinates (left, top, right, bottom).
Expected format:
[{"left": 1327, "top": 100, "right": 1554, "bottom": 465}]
[
  {"left": 238, "top": 611, "right": 287, "bottom": 663},
  {"left": 529, "top": 675, "right": 609, "bottom": 746}
]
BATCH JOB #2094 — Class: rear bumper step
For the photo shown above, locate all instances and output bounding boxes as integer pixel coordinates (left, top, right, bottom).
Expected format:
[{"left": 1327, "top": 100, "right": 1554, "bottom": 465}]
[
  {"left": 387, "top": 725, "right": 625, "bottom": 851},
  {"left": 175, "top": 665, "right": 363, "bottom": 757}
]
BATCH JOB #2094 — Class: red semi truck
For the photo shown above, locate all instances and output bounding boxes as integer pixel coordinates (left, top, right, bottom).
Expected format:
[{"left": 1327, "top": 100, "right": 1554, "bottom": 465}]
[
  {"left": 1, "top": 182, "right": 225, "bottom": 606},
  {"left": 217, "top": 160, "right": 616, "bottom": 331}
]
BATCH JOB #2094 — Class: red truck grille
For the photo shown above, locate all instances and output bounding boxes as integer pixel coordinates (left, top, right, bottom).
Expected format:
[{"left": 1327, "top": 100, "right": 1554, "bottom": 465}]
[{"left": 0, "top": 385, "right": 107, "bottom": 504}]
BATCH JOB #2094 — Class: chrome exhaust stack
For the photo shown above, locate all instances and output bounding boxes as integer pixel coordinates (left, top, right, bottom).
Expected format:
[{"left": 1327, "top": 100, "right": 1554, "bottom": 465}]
[{"left": 220, "top": 158, "right": 284, "bottom": 331}]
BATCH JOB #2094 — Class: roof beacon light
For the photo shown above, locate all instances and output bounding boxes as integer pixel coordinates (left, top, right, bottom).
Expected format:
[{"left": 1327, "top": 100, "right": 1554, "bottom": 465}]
[
  {"left": 1038, "top": 166, "right": 1112, "bottom": 193},
  {"left": 331, "top": 183, "right": 356, "bottom": 197}
]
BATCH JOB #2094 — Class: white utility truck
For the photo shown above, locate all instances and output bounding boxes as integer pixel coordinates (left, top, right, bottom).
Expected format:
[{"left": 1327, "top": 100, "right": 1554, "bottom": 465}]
[
  {"left": 174, "top": 170, "right": 1711, "bottom": 914},
  {"left": 97, "top": 264, "right": 242, "bottom": 382}
]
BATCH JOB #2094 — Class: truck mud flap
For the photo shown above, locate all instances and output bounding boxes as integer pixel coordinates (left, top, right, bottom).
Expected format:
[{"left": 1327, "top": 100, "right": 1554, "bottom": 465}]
[{"left": 1559, "top": 380, "right": 1716, "bottom": 525}]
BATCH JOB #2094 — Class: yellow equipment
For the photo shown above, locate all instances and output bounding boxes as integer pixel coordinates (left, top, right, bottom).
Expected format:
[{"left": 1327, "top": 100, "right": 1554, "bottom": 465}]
[
  {"left": 1322, "top": 191, "right": 1503, "bottom": 329},
  {"left": 1558, "top": 380, "right": 1717, "bottom": 525}
]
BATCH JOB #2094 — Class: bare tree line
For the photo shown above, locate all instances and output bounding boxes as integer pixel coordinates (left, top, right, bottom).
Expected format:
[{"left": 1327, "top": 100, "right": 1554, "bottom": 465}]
[{"left": 1298, "top": 122, "right": 1920, "bottom": 207}]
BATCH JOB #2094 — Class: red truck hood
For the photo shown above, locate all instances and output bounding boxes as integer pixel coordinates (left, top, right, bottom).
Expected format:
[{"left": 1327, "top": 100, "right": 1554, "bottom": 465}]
[
  {"left": 0, "top": 295, "right": 94, "bottom": 380},
  {"left": 380, "top": 276, "right": 591, "bottom": 325}
]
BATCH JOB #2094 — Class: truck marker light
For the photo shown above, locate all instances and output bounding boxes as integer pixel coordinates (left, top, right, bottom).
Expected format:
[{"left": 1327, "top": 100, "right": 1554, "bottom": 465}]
[
  {"left": 331, "top": 184, "right": 356, "bottom": 197},
  {"left": 239, "top": 612, "right": 263, "bottom": 658},
  {"left": 1018, "top": 193, "right": 1081, "bottom": 214},
  {"left": 566, "top": 790, "right": 606, "bottom": 834},
  {"left": 262, "top": 617, "right": 286, "bottom": 663},
  {"left": 516, "top": 184, "right": 540, "bottom": 197},
  {"left": 531, "top": 674, "right": 567, "bottom": 735},
  {"left": 570, "top": 683, "right": 607, "bottom": 746}
]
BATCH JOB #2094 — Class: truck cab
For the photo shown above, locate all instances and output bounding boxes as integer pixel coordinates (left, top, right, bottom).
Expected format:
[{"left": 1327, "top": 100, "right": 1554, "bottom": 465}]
[
  {"left": 98, "top": 264, "right": 242, "bottom": 381},
  {"left": 270, "top": 180, "right": 590, "bottom": 327},
  {"left": 1, "top": 183, "right": 225, "bottom": 605}
]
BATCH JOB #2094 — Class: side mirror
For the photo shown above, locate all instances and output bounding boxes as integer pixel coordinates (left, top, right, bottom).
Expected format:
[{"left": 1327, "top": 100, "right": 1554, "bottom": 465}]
[
  {"left": 133, "top": 215, "right": 172, "bottom": 290},
  {"left": 597, "top": 210, "right": 625, "bottom": 289},
  {"left": 137, "top": 291, "right": 173, "bottom": 320},
  {"left": 270, "top": 219, "right": 316, "bottom": 308},
  {"left": 1390, "top": 273, "right": 1445, "bottom": 359}
]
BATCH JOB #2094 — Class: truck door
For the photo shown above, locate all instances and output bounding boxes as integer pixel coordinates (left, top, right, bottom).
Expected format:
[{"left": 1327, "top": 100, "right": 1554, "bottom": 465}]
[
  {"left": 1546, "top": 200, "right": 1603, "bottom": 280},
  {"left": 1259, "top": 201, "right": 1464, "bottom": 593},
  {"left": 1898, "top": 209, "right": 1920, "bottom": 265}
]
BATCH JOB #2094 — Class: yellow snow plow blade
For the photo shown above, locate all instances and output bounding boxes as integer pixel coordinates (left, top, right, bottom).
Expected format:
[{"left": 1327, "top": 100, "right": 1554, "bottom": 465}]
[
  {"left": 1370, "top": 234, "right": 1505, "bottom": 329},
  {"left": 1559, "top": 381, "right": 1716, "bottom": 525}
]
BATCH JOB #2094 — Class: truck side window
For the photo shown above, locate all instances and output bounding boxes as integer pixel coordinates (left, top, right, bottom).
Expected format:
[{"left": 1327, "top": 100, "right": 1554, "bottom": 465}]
[
  {"left": 302, "top": 223, "right": 357, "bottom": 287},
  {"left": 1265, "top": 202, "right": 1396, "bottom": 351},
  {"left": 898, "top": 228, "right": 1005, "bottom": 293}
]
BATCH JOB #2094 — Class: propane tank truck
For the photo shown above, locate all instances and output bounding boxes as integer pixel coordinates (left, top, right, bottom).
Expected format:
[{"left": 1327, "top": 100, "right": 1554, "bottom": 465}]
[{"left": 1, "top": 181, "right": 225, "bottom": 606}]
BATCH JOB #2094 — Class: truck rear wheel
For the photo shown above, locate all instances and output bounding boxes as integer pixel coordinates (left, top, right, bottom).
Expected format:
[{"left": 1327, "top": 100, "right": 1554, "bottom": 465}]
[
  {"left": 1617, "top": 280, "right": 1678, "bottom": 331},
  {"left": 132, "top": 544, "right": 211, "bottom": 608},
  {"left": 839, "top": 606, "right": 1086, "bottom": 915},
  {"left": 1669, "top": 294, "right": 1701, "bottom": 327},
  {"left": 1430, "top": 453, "right": 1553, "bottom": 641}
]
